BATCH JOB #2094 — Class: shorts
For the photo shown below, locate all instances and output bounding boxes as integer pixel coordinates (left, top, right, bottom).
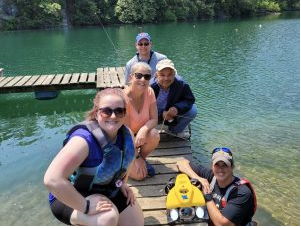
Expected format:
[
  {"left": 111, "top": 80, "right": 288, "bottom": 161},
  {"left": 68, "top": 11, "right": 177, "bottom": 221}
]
[{"left": 50, "top": 190, "right": 129, "bottom": 225}]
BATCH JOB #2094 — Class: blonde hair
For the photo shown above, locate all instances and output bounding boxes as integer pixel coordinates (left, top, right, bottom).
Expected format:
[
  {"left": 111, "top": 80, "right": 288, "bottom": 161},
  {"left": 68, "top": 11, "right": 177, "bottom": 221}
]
[
  {"left": 130, "top": 62, "right": 151, "bottom": 75},
  {"left": 86, "top": 88, "right": 126, "bottom": 121}
]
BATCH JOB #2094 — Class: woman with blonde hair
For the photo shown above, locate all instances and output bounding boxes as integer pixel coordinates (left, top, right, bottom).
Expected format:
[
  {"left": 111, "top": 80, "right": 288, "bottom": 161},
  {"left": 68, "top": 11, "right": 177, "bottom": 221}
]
[{"left": 124, "top": 62, "right": 160, "bottom": 180}]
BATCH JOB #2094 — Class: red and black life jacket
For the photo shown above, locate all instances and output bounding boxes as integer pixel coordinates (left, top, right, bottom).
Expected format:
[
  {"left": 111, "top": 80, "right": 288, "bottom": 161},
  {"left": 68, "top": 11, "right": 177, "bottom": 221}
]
[{"left": 210, "top": 176, "right": 257, "bottom": 217}]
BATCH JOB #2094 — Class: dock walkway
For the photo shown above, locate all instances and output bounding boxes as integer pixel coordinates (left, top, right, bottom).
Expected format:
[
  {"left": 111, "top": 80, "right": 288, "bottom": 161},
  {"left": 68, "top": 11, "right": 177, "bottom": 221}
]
[{"left": 0, "top": 67, "right": 125, "bottom": 94}]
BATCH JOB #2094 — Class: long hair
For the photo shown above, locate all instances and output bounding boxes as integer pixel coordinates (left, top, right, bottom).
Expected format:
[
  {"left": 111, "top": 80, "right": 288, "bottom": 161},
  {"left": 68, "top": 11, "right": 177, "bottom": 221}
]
[{"left": 86, "top": 88, "right": 126, "bottom": 121}]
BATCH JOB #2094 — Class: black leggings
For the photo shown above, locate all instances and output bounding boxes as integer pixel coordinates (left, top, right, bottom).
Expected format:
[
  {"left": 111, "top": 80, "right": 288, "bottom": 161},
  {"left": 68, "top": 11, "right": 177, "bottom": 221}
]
[{"left": 50, "top": 190, "right": 129, "bottom": 225}]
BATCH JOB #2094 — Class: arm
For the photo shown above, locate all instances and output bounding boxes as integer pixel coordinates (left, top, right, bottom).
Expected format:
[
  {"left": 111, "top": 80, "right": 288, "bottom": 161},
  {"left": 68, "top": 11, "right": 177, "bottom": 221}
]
[
  {"left": 44, "top": 136, "right": 90, "bottom": 214},
  {"left": 135, "top": 100, "right": 158, "bottom": 147},
  {"left": 206, "top": 201, "right": 235, "bottom": 226},
  {"left": 172, "top": 83, "right": 195, "bottom": 115},
  {"left": 176, "top": 159, "right": 210, "bottom": 193}
]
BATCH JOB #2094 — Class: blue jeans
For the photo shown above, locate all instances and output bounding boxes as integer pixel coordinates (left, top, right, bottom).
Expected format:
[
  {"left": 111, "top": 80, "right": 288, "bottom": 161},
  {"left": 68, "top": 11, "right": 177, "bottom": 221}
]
[{"left": 168, "top": 104, "right": 197, "bottom": 133}]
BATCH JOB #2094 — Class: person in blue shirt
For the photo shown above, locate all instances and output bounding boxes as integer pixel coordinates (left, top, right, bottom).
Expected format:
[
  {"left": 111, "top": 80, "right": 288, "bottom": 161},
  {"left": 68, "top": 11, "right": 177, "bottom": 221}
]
[
  {"left": 44, "top": 88, "right": 144, "bottom": 226},
  {"left": 125, "top": 32, "right": 167, "bottom": 84},
  {"left": 150, "top": 59, "right": 197, "bottom": 138}
]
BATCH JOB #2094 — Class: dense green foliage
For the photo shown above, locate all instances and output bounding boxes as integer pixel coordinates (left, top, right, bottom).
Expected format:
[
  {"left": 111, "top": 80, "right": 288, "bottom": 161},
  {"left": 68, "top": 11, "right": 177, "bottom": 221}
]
[{"left": 0, "top": 0, "right": 299, "bottom": 30}]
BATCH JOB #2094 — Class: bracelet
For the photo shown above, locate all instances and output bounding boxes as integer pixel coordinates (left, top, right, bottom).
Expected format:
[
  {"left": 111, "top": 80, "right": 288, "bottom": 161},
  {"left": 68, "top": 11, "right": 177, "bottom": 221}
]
[
  {"left": 84, "top": 200, "right": 90, "bottom": 214},
  {"left": 136, "top": 147, "right": 141, "bottom": 159}
]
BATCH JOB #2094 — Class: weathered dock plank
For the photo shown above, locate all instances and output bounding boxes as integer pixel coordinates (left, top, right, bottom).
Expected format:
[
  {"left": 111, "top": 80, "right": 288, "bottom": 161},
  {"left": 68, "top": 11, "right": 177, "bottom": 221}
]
[
  {"left": 3, "top": 76, "right": 23, "bottom": 87},
  {"left": 103, "top": 67, "right": 111, "bottom": 87},
  {"left": 0, "top": 67, "right": 126, "bottom": 94},
  {"left": 61, "top": 74, "right": 72, "bottom": 84},
  {"left": 116, "top": 67, "right": 125, "bottom": 84},
  {"left": 109, "top": 67, "right": 121, "bottom": 87},
  {"left": 14, "top": 76, "right": 31, "bottom": 87},
  {"left": 70, "top": 73, "right": 80, "bottom": 84},
  {"left": 96, "top": 68, "right": 105, "bottom": 88},
  {"left": 0, "top": 76, "right": 14, "bottom": 87},
  {"left": 51, "top": 74, "right": 64, "bottom": 85},
  {"left": 42, "top": 75, "right": 55, "bottom": 85},
  {"left": 24, "top": 75, "right": 39, "bottom": 86},
  {"left": 87, "top": 72, "right": 96, "bottom": 83},
  {"left": 0, "top": 77, "right": 6, "bottom": 83},
  {"left": 34, "top": 75, "right": 47, "bottom": 85},
  {"left": 79, "top": 73, "right": 88, "bottom": 83}
]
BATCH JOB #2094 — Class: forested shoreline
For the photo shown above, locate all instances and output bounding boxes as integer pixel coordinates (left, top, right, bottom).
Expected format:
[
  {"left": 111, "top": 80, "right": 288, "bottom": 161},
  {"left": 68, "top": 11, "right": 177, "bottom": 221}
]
[{"left": 0, "top": 0, "right": 299, "bottom": 31}]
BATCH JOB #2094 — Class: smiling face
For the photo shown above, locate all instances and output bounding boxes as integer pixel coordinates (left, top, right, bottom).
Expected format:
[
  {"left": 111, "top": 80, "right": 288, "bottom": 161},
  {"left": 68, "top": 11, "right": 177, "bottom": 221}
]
[
  {"left": 96, "top": 94, "right": 126, "bottom": 139},
  {"left": 130, "top": 64, "right": 151, "bottom": 92},
  {"left": 136, "top": 38, "right": 152, "bottom": 56},
  {"left": 212, "top": 161, "right": 233, "bottom": 186},
  {"left": 156, "top": 67, "right": 176, "bottom": 90}
]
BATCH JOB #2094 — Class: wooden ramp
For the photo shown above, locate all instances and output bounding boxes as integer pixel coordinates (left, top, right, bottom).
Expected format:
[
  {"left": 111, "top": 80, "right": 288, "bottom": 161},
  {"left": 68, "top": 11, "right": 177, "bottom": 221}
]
[
  {"left": 0, "top": 67, "right": 125, "bottom": 94},
  {"left": 129, "top": 133, "right": 207, "bottom": 226}
]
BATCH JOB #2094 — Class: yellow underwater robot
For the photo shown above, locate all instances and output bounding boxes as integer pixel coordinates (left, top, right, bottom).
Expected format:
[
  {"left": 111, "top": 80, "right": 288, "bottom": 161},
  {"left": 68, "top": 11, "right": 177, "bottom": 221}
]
[{"left": 165, "top": 174, "right": 209, "bottom": 224}]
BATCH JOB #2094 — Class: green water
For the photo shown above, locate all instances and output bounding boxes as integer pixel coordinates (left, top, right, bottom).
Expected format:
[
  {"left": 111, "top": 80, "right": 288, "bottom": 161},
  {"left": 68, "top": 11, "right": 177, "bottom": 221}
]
[{"left": 0, "top": 12, "right": 299, "bottom": 225}]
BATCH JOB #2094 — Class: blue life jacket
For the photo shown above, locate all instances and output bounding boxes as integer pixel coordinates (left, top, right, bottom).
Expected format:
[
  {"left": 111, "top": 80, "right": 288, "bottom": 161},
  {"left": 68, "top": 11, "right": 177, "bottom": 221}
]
[{"left": 65, "top": 120, "right": 135, "bottom": 198}]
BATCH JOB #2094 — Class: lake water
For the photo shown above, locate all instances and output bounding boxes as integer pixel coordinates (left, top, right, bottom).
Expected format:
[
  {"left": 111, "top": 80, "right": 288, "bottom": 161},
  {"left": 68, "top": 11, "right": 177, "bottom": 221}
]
[{"left": 0, "top": 12, "right": 299, "bottom": 225}]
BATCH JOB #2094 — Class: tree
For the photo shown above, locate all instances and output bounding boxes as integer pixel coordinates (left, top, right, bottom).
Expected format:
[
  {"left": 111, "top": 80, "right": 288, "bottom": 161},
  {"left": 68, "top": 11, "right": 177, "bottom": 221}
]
[{"left": 115, "top": 0, "right": 158, "bottom": 23}]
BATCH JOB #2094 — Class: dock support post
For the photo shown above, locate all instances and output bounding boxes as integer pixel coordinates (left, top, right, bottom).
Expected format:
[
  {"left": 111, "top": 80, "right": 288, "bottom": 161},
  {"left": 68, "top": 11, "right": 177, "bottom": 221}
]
[{"left": 0, "top": 68, "right": 3, "bottom": 76}]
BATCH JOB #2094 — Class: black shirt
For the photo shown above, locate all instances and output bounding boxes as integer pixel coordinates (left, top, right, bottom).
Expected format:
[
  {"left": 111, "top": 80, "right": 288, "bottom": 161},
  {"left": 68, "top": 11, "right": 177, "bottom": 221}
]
[{"left": 190, "top": 162, "right": 254, "bottom": 225}]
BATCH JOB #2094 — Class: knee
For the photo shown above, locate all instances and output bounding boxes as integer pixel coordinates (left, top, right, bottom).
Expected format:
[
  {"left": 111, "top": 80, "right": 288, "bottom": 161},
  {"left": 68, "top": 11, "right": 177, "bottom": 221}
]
[
  {"left": 150, "top": 128, "right": 160, "bottom": 143},
  {"left": 129, "top": 169, "right": 146, "bottom": 181},
  {"left": 190, "top": 104, "right": 198, "bottom": 118},
  {"left": 96, "top": 209, "right": 119, "bottom": 226}
]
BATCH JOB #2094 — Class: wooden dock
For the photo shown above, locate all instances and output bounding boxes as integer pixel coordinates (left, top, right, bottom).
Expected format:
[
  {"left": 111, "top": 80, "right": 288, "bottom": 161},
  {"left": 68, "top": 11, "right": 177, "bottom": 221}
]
[
  {"left": 128, "top": 132, "right": 207, "bottom": 226},
  {"left": 0, "top": 67, "right": 125, "bottom": 94}
]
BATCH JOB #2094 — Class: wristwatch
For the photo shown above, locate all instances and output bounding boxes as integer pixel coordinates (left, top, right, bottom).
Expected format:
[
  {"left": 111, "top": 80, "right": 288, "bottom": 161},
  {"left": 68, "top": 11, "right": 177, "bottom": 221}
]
[{"left": 204, "top": 193, "right": 213, "bottom": 202}]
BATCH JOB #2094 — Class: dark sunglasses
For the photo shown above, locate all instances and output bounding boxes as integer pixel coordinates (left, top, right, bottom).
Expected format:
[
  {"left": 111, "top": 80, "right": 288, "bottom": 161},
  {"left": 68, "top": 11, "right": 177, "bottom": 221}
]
[
  {"left": 137, "top": 42, "right": 149, "bottom": 46},
  {"left": 134, "top": 72, "right": 151, "bottom": 80},
  {"left": 212, "top": 147, "right": 232, "bottom": 155},
  {"left": 98, "top": 107, "right": 126, "bottom": 118}
]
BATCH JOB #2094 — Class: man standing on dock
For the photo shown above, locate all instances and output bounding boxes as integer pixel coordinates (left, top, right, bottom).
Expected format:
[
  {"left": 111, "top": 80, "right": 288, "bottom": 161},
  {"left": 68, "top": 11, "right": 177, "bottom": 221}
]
[{"left": 125, "top": 32, "right": 167, "bottom": 84}]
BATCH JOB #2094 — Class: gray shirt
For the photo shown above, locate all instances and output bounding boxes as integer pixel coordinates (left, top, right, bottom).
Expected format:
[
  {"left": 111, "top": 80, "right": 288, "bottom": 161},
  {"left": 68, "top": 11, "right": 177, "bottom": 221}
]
[{"left": 125, "top": 51, "right": 167, "bottom": 84}]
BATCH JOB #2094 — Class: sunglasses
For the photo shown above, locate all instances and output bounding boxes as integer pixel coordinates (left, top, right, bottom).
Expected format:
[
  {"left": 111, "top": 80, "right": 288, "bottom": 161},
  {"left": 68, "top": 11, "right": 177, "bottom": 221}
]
[
  {"left": 137, "top": 42, "right": 149, "bottom": 46},
  {"left": 134, "top": 72, "right": 151, "bottom": 80},
  {"left": 98, "top": 107, "right": 126, "bottom": 118},
  {"left": 212, "top": 147, "right": 232, "bottom": 155}
]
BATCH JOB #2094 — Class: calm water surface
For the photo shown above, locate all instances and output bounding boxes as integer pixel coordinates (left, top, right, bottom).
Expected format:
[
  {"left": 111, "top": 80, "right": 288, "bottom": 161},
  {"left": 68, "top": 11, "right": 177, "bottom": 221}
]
[{"left": 0, "top": 12, "right": 299, "bottom": 225}]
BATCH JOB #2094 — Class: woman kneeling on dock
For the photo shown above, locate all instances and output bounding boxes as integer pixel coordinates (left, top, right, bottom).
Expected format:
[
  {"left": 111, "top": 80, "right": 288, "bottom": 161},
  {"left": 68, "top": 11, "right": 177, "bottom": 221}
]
[
  {"left": 124, "top": 62, "right": 160, "bottom": 180},
  {"left": 44, "top": 88, "right": 144, "bottom": 226}
]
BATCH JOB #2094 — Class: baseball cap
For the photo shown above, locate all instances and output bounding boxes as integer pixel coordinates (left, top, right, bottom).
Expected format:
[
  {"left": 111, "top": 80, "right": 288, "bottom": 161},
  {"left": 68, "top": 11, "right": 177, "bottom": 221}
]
[
  {"left": 156, "top": 59, "right": 177, "bottom": 72},
  {"left": 136, "top": 32, "right": 151, "bottom": 42},
  {"left": 212, "top": 149, "right": 233, "bottom": 167}
]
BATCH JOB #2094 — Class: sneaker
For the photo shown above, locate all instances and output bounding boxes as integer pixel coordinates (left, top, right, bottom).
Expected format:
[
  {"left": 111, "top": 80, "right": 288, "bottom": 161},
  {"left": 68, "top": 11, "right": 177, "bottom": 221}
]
[
  {"left": 165, "top": 129, "right": 191, "bottom": 139},
  {"left": 175, "top": 131, "right": 190, "bottom": 139},
  {"left": 145, "top": 160, "right": 156, "bottom": 177}
]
